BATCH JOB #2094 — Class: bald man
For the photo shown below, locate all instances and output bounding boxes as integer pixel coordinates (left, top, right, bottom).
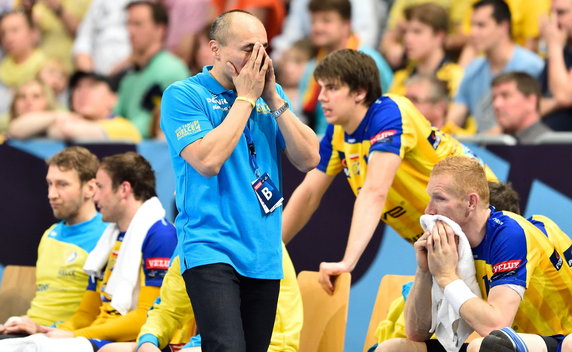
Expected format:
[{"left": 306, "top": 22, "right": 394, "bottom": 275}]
[{"left": 160, "top": 10, "right": 319, "bottom": 352}]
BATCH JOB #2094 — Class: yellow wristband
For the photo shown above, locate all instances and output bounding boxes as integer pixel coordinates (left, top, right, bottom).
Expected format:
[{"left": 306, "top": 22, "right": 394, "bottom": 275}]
[{"left": 236, "top": 96, "right": 256, "bottom": 108}]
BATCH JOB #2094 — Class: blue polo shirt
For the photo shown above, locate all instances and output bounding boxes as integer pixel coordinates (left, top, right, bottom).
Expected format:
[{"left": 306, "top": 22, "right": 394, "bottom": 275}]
[{"left": 161, "top": 66, "right": 285, "bottom": 279}]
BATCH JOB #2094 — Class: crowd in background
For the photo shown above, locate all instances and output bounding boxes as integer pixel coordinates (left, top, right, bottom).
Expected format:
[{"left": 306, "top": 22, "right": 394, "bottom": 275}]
[{"left": 0, "top": 0, "right": 571, "bottom": 145}]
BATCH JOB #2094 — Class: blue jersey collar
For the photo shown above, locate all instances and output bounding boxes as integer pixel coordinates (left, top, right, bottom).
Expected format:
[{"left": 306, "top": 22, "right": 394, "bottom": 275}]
[{"left": 197, "top": 65, "right": 232, "bottom": 95}]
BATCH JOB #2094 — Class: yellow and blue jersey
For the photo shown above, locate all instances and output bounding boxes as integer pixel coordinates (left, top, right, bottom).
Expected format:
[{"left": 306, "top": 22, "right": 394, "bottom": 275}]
[
  {"left": 473, "top": 208, "right": 572, "bottom": 335},
  {"left": 27, "top": 213, "right": 107, "bottom": 326},
  {"left": 138, "top": 243, "right": 303, "bottom": 352},
  {"left": 317, "top": 95, "right": 497, "bottom": 243},
  {"left": 86, "top": 219, "right": 177, "bottom": 320},
  {"left": 528, "top": 215, "right": 572, "bottom": 267}
]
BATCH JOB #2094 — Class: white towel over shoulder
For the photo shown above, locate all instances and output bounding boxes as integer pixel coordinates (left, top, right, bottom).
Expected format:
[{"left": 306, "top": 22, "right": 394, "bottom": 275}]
[
  {"left": 420, "top": 214, "right": 482, "bottom": 352},
  {"left": 83, "top": 196, "right": 166, "bottom": 315}
]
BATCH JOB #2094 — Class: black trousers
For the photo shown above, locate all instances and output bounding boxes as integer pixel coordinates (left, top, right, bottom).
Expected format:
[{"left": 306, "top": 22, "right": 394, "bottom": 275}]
[{"left": 183, "top": 263, "right": 280, "bottom": 352}]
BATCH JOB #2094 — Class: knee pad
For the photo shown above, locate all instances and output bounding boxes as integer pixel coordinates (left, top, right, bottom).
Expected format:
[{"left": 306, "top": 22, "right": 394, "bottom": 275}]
[{"left": 480, "top": 328, "right": 528, "bottom": 352}]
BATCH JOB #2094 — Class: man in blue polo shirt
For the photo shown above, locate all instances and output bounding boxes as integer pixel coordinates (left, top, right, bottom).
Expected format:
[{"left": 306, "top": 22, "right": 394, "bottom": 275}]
[{"left": 160, "top": 9, "right": 319, "bottom": 352}]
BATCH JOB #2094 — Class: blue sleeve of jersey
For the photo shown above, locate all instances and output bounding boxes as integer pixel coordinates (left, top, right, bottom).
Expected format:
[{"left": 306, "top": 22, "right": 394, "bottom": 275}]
[
  {"left": 316, "top": 124, "right": 335, "bottom": 173},
  {"left": 488, "top": 222, "right": 528, "bottom": 288},
  {"left": 141, "top": 219, "right": 178, "bottom": 287},
  {"left": 367, "top": 99, "right": 404, "bottom": 156},
  {"left": 528, "top": 217, "right": 549, "bottom": 237},
  {"left": 161, "top": 82, "right": 213, "bottom": 155}
]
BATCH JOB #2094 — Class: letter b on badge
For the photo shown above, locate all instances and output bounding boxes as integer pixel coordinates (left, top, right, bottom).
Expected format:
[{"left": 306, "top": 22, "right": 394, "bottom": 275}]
[
  {"left": 262, "top": 187, "right": 272, "bottom": 200},
  {"left": 251, "top": 172, "right": 284, "bottom": 214}
]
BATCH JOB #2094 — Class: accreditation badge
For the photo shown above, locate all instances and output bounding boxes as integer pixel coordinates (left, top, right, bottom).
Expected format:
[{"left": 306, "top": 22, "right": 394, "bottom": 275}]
[{"left": 251, "top": 172, "right": 283, "bottom": 214}]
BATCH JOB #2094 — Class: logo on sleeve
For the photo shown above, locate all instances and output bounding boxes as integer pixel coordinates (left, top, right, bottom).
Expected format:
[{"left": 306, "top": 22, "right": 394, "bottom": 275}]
[
  {"left": 491, "top": 259, "right": 521, "bottom": 281},
  {"left": 492, "top": 259, "right": 522, "bottom": 275},
  {"left": 145, "top": 258, "right": 170, "bottom": 270},
  {"left": 370, "top": 130, "right": 396, "bottom": 145},
  {"left": 175, "top": 120, "right": 202, "bottom": 140},
  {"left": 549, "top": 249, "right": 563, "bottom": 271},
  {"left": 427, "top": 130, "right": 441, "bottom": 150},
  {"left": 564, "top": 245, "right": 572, "bottom": 267}
]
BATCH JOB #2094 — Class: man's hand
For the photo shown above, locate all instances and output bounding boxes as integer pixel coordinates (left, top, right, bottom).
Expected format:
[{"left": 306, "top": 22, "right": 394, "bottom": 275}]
[
  {"left": 427, "top": 221, "right": 460, "bottom": 288},
  {"left": 137, "top": 342, "right": 163, "bottom": 352},
  {"left": 414, "top": 231, "right": 431, "bottom": 273},
  {"left": 540, "top": 14, "right": 567, "bottom": 49},
  {"left": 260, "top": 51, "right": 282, "bottom": 108},
  {"left": 228, "top": 42, "right": 269, "bottom": 103},
  {"left": 40, "top": 326, "right": 74, "bottom": 338},
  {"left": 318, "top": 261, "right": 350, "bottom": 295},
  {"left": 2, "top": 316, "right": 40, "bottom": 335}
]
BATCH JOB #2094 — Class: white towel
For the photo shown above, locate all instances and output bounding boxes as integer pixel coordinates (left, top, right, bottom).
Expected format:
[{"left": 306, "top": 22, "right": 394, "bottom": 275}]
[
  {"left": 83, "top": 223, "right": 119, "bottom": 279},
  {"left": 420, "top": 214, "right": 482, "bottom": 352},
  {"left": 83, "top": 196, "right": 166, "bottom": 315}
]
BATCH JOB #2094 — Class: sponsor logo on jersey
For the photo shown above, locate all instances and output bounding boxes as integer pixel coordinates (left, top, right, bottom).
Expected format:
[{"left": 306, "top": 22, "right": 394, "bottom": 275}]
[
  {"left": 175, "top": 120, "right": 202, "bottom": 140},
  {"left": 145, "top": 257, "right": 170, "bottom": 270},
  {"left": 492, "top": 217, "right": 504, "bottom": 225},
  {"left": 58, "top": 268, "right": 77, "bottom": 278},
  {"left": 549, "top": 249, "right": 563, "bottom": 271},
  {"left": 207, "top": 95, "right": 230, "bottom": 111},
  {"left": 256, "top": 103, "right": 271, "bottom": 114},
  {"left": 66, "top": 250, "right": 78, "bottom": 264},
  {"left": 427, "top": 130, "right": 441, "bottom": 150},
  {"left": 370, "top": 130, "right": 397, "bottom": 145},
  {"left": 492, "top": 260, "right": 522, "bottom": 274},
  {"left": 383, "top": 206, "right": 407, "bottom": 220}
]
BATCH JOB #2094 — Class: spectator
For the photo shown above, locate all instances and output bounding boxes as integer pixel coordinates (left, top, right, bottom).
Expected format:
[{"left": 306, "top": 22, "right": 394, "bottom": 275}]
[
  {"left": 388, "top": 3, "right": 464, "bottom": 100},
  {"left": 0, "top": 78, "right": 57, "bottom": 134},
  {"left": 379, "top": 0, "right": 465, "bottom": 70},
  {"left": 72, "top": 0, "right": 132, "bottom": 75},
  {"left": 0, "top": 10, "right": 46, "bottom": 88},
  {"left": 31, "top": 0, "right": 92, "bottom": 72},
  {"left": 271, "top": 0, "right": 386, "bottom": 60},
  {"left": 186, "top": 23, "right": 213, "bottom": 75},
  {"left": 276, "top": 38, "right": 315, "bottom": 120},
  {"left": 299, "top": 0, "right": 393, "bottom": 135},
  {"left": 459, "top": 0, "right": 550, "bottom": 54},
  {"left": 377, "top": 156, "right": 572, "bottom": 352},
  {"left": 539, "top": 0, "right": 572, "bottom": 131},
  {"left": 114, "top": 1, "right": 189, "bottom": 139},
  {"left": 404, "top": 74, "right": 449, "bottom": 131},
  {"left": 456, "top": 0, "right": 550, "bottom": 67},
  {"left": 0, "top": 147, "right": 107, "bottom": 338},
  {"left": 159, "top": 0, "right": 212, "bottom": 63},
  {"left": 0, "top": 152, "right": 178, "bottom": 352},
  {"left": 38, "top": 58, "right": 69, "bottom": 107},
  {"left": 8, "top": 71, "right": 142, "bottom": 143},
  {"left": 447, "top": 0, "right": 544, "bottom": 134},
  {"left": 492, "top": 72, "right": 552, "bottom": 143}
]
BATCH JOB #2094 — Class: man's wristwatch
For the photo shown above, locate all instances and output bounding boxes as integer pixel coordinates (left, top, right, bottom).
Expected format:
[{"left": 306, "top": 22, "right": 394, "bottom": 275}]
[{"left": 270, "top": 101, "right": 289, "bottom": 119}]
